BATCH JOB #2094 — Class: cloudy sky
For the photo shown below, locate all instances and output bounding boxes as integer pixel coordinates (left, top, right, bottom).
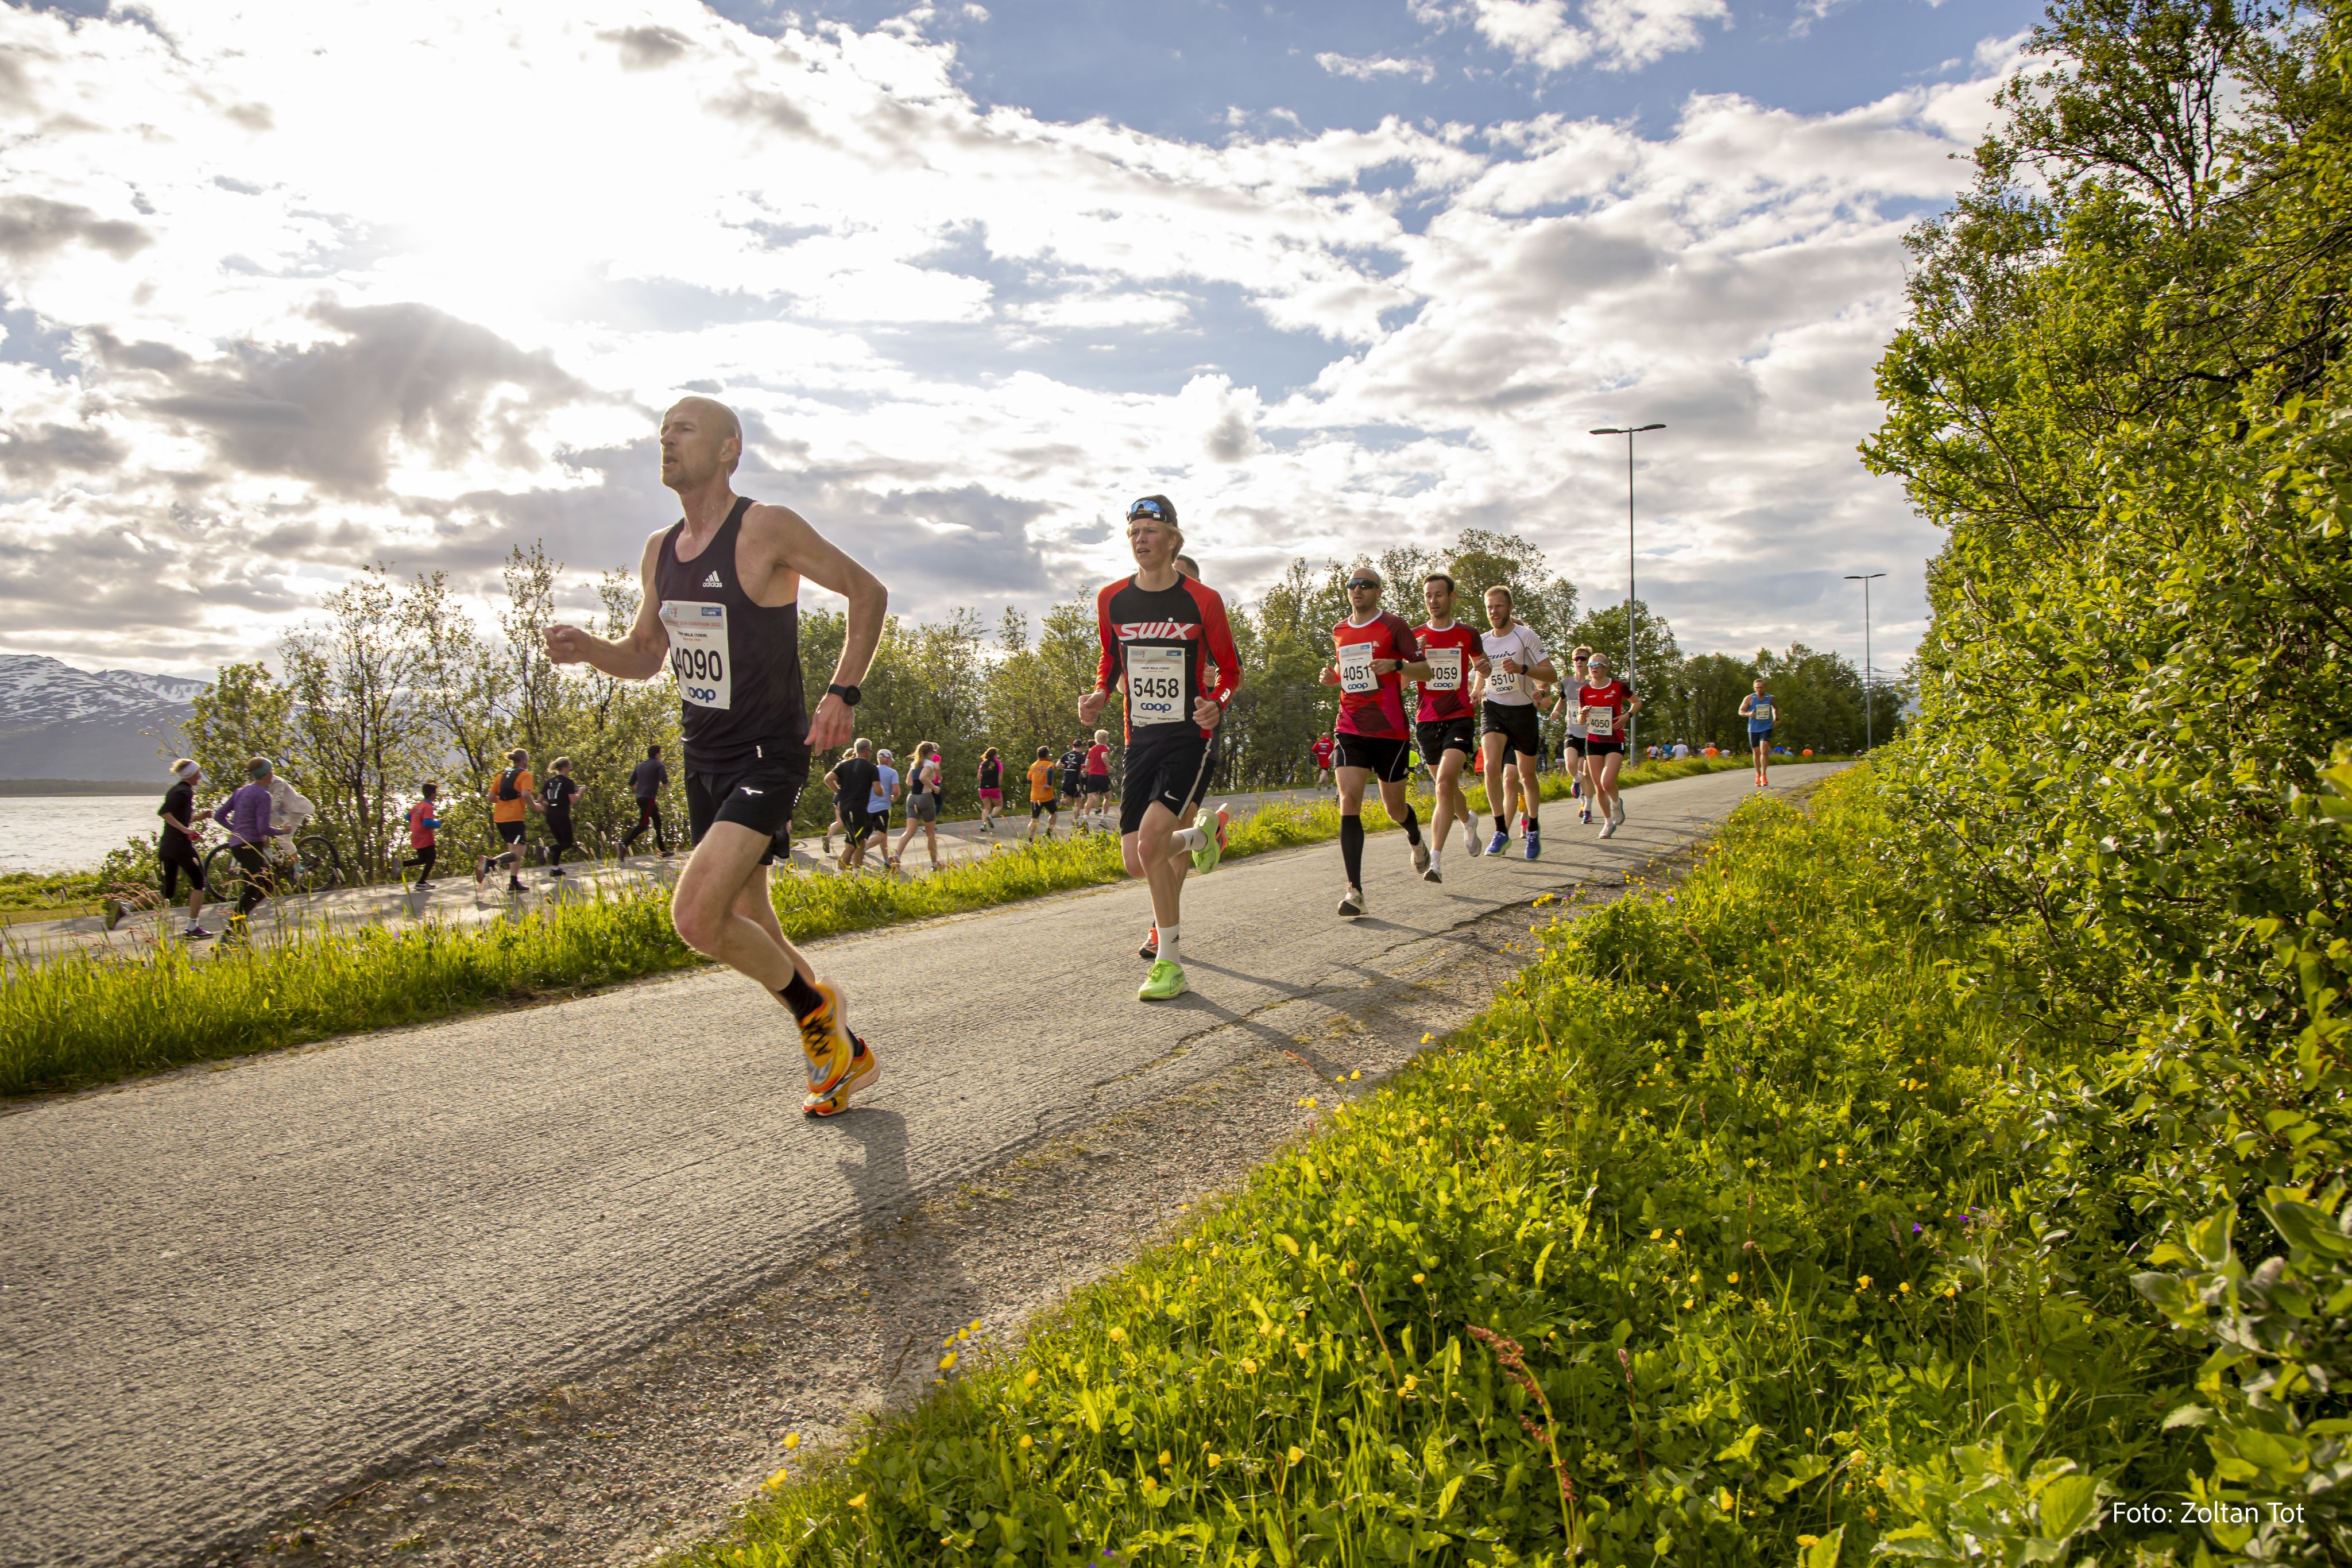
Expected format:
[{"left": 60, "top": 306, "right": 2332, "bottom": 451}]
[{"left": 0, "top": 0, "right": 2041, "bottom": 682}]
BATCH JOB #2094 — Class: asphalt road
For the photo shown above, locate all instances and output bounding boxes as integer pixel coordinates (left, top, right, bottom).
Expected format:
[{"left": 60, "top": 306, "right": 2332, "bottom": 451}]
[{"left": 0, "top": 763, "right": 1839, "bottom": 1566}]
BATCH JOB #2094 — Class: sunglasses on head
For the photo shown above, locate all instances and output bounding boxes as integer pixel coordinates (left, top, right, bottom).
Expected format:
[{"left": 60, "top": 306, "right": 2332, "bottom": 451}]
[{"left": 1127, "top": 499, "right": 1169, "bottom": 522}]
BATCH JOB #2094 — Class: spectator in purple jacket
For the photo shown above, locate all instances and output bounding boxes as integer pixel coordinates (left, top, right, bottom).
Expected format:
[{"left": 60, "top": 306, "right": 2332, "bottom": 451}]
[{"left": 219, "top": 757, "right": 286, "bottom": 936}]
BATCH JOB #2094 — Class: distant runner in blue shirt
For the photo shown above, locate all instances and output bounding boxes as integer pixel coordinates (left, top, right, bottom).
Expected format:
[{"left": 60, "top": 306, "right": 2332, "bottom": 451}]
[{"left": 1738, "top": 678, "right": 1777, "bottom": 788}]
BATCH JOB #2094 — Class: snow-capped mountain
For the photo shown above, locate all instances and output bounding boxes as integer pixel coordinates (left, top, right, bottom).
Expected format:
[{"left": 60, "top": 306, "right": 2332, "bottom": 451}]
[{"left": 0, "top": 654, "right": 198, "bottom": 781}]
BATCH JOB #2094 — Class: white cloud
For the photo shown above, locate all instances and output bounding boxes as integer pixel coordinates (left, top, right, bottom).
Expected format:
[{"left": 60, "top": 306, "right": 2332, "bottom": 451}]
[
  {"left": 1414, "top": 0, "right": 1729, "bottom": 73},
  {"left": 0, "top": 0, "right": 2015, "bottom": 673},
  {"left": 1315, "top": 52, "right": 1439, "bottom": 83}
]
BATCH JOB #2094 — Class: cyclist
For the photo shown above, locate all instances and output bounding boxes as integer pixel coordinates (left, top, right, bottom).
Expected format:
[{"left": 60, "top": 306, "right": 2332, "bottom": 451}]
[{"left": 219, "top": 757, "right": 287, "bottom": 940}]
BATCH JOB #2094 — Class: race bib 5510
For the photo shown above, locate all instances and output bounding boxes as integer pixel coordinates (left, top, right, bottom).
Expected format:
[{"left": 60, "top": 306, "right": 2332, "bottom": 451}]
[{"left": 662, "top": 601, "right": 732, "bottom": 710}]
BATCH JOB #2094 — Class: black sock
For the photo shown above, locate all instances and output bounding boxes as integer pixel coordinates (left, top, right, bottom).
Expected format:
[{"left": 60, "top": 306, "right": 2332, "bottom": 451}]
[
  {"left": 1401, "top": 804, "right": 1421, "bottom": 845},
  {"left": 1340, "top": 815, "right": 1364, "bottom": 887},
  {"left": 1525, "top": 809, "right": 1538, "bottom": 831},
  {"left": 780, "top": 971, "right": 825, "bottom": 1020},
  {"left": 1493, "top": 814, "right": 1507, "bottom": 834}
]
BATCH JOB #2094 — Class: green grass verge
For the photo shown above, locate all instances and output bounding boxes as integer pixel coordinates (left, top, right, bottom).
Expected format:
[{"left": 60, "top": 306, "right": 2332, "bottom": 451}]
[
  {"left": 0, "top": 758, "right": 1753, "bottom": 1097},
  {"left": 687, "top": 769, "right": 2208, "bottom": 1567},
  {"left": 0, "top": 868, "right": 108, "bottom": 915}
]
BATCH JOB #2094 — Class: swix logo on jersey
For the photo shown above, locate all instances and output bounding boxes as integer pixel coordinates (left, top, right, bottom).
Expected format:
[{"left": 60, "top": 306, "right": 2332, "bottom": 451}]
[{"left": 1113, "top": 621, "right": 1201, "bottom": 641}]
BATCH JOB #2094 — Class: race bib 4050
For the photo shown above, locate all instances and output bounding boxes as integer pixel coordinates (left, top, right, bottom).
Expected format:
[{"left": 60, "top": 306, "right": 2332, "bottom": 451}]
[
  {"left": 662, "top": 601, "right": 732, "bottom": 710},
  {"left": 1125, "top": 644, "right": 1186, "bottom": 726}
]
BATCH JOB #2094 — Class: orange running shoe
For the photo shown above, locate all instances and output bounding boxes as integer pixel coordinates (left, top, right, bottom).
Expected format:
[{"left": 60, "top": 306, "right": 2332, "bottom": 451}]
[
  {"left": 795, "top": 979, "right": 858, "bottom": 1098},
  {"left": 803, "top": 1035, "right": 880, "bottom": 1117}
]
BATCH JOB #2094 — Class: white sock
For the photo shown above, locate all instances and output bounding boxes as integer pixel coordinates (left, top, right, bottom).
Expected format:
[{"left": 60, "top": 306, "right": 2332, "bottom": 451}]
[
  {"left": 1429, "top": 848, "right": 1441, "bottom": 873},
  {"left": 1158, "top": 923, "right": 1180, "bottom": 965},
  {"left": 1171, "top": 825, "right": 1208, "bottom": 852}
]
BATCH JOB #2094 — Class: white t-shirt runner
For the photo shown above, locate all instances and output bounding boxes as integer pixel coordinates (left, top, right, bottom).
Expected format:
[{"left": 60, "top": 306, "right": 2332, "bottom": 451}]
[{"left": 1479, "top": 624, "right": 1545, "bottom": 706}]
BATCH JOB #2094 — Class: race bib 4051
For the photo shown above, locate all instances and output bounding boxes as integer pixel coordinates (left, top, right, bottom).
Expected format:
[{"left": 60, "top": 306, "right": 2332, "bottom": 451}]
[
  {"left": 662, "top": 601, "right": 732, "bottom": 710},
  {"left": 1337, "top": 642, "right": 1379, "bottom": 695}
]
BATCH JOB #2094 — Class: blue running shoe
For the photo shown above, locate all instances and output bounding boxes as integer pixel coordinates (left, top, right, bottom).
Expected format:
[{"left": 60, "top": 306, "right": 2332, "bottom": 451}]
[
  {"left": 1524, "top": 827, "right": 1541, "bottom": 860},
  {"left": 1487, "top": 830, "right": 1509, "bottom": 857}
]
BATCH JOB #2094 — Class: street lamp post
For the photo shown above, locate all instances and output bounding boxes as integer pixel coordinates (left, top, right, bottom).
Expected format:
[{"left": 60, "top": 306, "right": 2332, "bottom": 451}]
[
  {"left": 1843, "top": 572, "right": 1886, "bottom": 753},
  {"left": 1589, "top": 422, "right": 1665, "bottom": 756}
]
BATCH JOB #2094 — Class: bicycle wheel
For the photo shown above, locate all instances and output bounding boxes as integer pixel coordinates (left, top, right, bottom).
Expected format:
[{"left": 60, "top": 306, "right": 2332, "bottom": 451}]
[
  {"left": 200, "top": 843, "right": 238, "bottom": 893},
  {"left": 292, "top": 835, "right": 342, "bottom": 895}
]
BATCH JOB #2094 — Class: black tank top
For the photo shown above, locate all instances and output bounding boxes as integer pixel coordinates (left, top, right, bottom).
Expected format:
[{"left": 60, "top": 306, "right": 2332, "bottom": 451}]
[{"left": 654, "top": 497, "right": 807, "bottom": 771}]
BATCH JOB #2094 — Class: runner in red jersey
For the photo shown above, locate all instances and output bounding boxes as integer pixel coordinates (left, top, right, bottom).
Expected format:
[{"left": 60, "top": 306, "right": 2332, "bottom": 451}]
[
  {"left": 1577, "top": 651, "right": 1644, "bottom": 838},
  {"left": 1320, "top": 564, "right": 1429, "bottom": 916},
  {"left": 1310, "top": 733, "right": 1336, "bottom": 794},
  {"left": 1078, "top": 496, "right": 1243, "bottom": 1002},
  {"left": 1411, "top": 572, "right": 1481, "bottom": 884}
]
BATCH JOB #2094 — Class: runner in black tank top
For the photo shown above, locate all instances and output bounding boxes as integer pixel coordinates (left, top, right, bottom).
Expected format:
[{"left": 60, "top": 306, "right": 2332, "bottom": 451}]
[
  {"left": 541, "top": 396, "right": 891, "bottom": 1119},
  {"left": 654, "top": 496, "right": 809, "bottom": 770}
]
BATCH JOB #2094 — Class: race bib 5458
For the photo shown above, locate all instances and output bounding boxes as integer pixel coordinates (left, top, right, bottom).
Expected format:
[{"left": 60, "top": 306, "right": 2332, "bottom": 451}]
[
  {"left": 662, "top": 601, "right": 732, "bottom": 710},
  {"left": 1125, "top": 644, "right": 1186, "bottom": 726}
]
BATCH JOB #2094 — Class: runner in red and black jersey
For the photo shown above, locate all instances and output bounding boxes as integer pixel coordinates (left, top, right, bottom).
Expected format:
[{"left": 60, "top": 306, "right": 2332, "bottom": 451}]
[
  {"left": 1310, "top": 733, "right": 1336, "bottom": 795},
  {"left": 1577, "top": 652, "right": 1644, "bottom": 839},
  {"left": 1320, "top": 564, "right": 1429, "bottom": 916},
  {"left": 1078, "top": 495, "right": 1243, "bottom": 1002},
  {"left": 1411, "top": 572, "right": 1482, "bottom": 884}
]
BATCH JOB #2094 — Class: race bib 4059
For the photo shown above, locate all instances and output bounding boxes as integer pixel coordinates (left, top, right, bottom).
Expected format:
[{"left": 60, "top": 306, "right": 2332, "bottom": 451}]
[
  {"left": 1125, "top": 644, "right": 1186, "bottom": 726},
  {"left": 1426, "top": 648, "right": 1461, "bottom": 691},
  {"left": 662, "top": 601, "right": 732, "bottom": 710}
]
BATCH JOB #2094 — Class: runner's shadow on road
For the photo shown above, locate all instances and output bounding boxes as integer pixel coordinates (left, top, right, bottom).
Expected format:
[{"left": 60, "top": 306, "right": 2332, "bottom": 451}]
[{"left": 813, "top": 1106, "right": 912, "bottom": 1219}]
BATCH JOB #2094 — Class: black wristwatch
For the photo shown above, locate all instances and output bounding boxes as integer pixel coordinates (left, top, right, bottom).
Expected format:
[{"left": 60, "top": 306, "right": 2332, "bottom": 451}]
[{"left": 827, "top": 682, "right": 862, "bottom": 707}]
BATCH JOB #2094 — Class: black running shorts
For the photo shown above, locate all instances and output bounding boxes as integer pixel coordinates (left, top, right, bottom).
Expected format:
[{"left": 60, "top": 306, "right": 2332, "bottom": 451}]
[
  {"left": 1084, "top": 775, "right": 1111, "bottom": 795},
  {"left": 1333, "top": 731, "right": 1413, "bottom": 783},
  {"left": 1564, "top": 734, "right": 1588, "bottom": 757},
  {"left": 545, "top": 813, "right": 576, "bottom": 853},
  {"left": 1587, "top": 740, "right": 1626, "bottom": 757},
  {"left": 1481, "top": 700, "right": 1542, "bottom": 758},
  {"left": 687, "top": 756, "right": 808, "bottom": 865},
  {"left": 1415, "top": 718, "right": 1475, "bottom": 765},
  {"left": 495, "top": 820, "right": 527, "bottom": 847},
  {"left": 1121, "top": 729, "right": 1214, "bottom": 835}
]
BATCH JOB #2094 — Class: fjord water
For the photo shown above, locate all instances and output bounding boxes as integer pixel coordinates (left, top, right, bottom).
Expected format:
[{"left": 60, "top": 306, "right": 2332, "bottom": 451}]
[{"left": 0, "top": 795, "right": 161, "bottom": 874}]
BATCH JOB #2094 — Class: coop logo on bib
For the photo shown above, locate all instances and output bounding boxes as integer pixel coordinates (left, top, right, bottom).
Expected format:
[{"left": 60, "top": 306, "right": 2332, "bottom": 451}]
[
  {"left": 1125, "top": 644, "right": 1186, "bottom": 726},
  {"left": 661, "top": 600, "right": 732, "bottom": 710}
]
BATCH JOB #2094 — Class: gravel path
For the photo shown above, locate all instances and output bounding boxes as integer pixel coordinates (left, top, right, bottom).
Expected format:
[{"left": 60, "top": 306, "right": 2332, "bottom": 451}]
[{"left": 0, "top": 764, "right": 1837, "bottom": 1567}]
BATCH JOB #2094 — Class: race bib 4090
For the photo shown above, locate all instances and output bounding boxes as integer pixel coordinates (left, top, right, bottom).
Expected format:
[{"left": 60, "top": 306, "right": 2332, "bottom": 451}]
[{"left": 662, "top": 601, "right": 732, "bottom": 710}]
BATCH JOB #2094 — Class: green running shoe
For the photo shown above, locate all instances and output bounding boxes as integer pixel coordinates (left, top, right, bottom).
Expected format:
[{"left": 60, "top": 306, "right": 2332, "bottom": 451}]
[
  {"left": 1190, "top": 802, "right": 1230, "bottom": 875},
  {"left": 1138, "top": 958, "right": 1188, "bottom": 1001}
]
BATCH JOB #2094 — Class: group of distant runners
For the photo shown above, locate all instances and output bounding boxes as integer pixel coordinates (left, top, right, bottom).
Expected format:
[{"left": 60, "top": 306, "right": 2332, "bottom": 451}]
[{"left": 135, "top": 393, "right": 1794, "bottom": 1118}]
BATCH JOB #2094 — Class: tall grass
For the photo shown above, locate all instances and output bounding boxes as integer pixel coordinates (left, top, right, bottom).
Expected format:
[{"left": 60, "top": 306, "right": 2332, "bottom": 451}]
[
  {"left": 0, "top": 758, "right": 1753, "bottom": 1097},
  {"left": 686, "top": 768, "right": 2202, "bottom": 1568}
]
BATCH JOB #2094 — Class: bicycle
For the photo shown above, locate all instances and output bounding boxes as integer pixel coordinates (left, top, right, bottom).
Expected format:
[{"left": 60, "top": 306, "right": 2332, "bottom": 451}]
[{"left": 201, "top": 834, "right": 344, "bottom": 901}]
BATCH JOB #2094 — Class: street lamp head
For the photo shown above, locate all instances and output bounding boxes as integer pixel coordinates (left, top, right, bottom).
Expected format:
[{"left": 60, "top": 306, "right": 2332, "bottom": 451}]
[
  {"left": 1589, "top": 427, "right": 1624, "bottom": 435},
  {"left": 1843, "top": 572, "right": 1886, "bottom": 582},
  {"left": 1634, "top": 423, "right": 1665, "bottom": 432}
]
